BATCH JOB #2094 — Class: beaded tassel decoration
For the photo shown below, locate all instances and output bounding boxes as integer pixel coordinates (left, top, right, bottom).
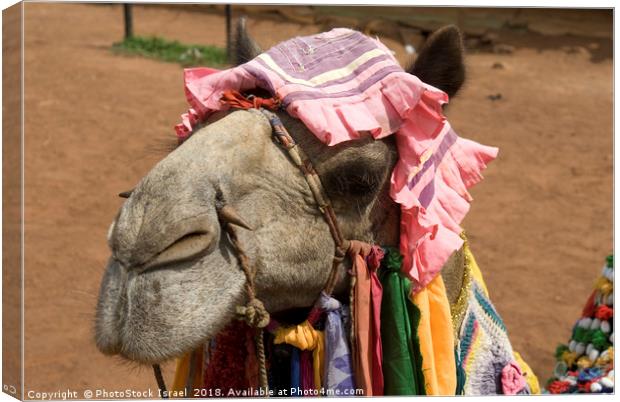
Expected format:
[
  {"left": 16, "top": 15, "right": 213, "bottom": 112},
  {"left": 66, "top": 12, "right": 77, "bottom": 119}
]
[{"left": 547, "top": 255, "right": 614, "bottom": 394}]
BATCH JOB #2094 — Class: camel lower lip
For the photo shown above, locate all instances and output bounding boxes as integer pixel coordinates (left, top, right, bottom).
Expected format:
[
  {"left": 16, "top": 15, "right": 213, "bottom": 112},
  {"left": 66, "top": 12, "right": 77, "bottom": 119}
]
[{"left": 118, "top": 348, "right": 175, "bottom": 365}]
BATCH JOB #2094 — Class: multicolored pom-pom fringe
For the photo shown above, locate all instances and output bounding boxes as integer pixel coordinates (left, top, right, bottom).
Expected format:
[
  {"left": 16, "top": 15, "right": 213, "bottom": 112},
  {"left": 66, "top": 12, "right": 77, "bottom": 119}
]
[{"left": 546, "top": 255, "right": 614, "bottom": 394}]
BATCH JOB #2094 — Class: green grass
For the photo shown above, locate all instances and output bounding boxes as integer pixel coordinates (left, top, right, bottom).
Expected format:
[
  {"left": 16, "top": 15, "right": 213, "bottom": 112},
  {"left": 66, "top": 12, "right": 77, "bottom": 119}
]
[{"left": 112, "top": 35, "right": 227, "bottom": 67}]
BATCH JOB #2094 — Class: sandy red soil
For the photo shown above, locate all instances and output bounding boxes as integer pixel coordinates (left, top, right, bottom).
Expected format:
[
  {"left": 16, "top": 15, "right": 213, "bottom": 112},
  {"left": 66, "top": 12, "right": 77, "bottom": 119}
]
[{"left": 19, "top": 3, "right": 612, "bottom": 397}]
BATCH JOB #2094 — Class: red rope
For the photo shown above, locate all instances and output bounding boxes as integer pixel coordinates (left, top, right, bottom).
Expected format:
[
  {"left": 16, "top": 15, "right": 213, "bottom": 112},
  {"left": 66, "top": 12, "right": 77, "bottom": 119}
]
[{"left": 221, "top": 90, "right": 280, "bottom": 111}]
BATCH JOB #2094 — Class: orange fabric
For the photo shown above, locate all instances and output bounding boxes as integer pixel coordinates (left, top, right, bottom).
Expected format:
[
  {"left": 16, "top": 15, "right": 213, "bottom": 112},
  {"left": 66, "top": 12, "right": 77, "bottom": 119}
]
[
  {"left": 172, "top": 347, "right": 204, "bottom": 397},
  {"left": 220, "top": 89, "right": 280, "bottom": 111},
  {"left": 353, "top": 252, "right": 372, "bottom": 395},
  {"left": 350, "top": 241, "right": 384, "bottom": 396},
  {"left": 172, "top": 353, "right": 191, "bottom": 393},
  {"left": 411, "top": 275, "right": 457, "bottom": 395}
]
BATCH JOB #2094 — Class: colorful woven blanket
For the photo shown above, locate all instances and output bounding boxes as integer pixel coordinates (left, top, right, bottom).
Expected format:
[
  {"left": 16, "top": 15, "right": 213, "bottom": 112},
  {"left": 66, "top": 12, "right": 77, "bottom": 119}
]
[
  {"left": 453, "top": 235, "right": 540, "bottom": 395},
  {"left": 176, "top": 27, "right": 498, "bottom": 292}
]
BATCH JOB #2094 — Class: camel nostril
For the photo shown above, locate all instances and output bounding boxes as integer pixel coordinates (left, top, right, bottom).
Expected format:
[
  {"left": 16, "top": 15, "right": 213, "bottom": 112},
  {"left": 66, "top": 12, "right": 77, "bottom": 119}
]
[{"left": 140, "top": 231, "right": 217, "bottom": 271}]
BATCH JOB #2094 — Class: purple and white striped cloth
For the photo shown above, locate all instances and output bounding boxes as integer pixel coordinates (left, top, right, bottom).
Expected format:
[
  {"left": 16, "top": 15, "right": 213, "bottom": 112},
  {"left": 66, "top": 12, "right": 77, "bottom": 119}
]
[{"left": 317, "top": 292, "right": 356, "bottom": 394}]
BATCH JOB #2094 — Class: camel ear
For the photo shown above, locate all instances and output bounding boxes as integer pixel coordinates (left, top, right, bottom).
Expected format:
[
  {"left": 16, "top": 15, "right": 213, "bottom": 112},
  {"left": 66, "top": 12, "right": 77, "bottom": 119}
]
[
  {"left": 233, "top": 17, "right": 262, "bottom": 66},
  {"left": 407, "top": 25, "right": 465, "bottom": 99}
]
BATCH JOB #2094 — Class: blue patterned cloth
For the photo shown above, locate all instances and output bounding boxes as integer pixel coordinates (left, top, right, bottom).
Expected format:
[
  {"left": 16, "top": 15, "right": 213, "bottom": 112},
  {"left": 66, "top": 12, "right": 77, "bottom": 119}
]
[
  {"left": 317, "top": 292, "right": 356, "bottom": 394},
  {"left": 290, "top": 348, "right": 301, "bottom": 390}
]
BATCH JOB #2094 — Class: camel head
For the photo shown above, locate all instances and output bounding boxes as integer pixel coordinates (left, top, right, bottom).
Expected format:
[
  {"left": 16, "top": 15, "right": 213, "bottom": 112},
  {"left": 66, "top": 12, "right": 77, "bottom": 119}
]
[{"left": 95, "top": 24, "right": 466, "bottom": 364}]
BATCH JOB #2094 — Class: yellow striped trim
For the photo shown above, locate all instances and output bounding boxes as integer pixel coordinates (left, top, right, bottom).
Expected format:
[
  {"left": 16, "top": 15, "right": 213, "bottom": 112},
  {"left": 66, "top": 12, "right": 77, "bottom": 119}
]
[
  {"left": 514, "top": 352, "right": 541, "bottom": 394},
  {"left": 257, "top": 48, "right": 387, "bottom": 87},
  {"left": 407, "top": 148, "right": 434, "bottom": 183},
  {"left": 464, "top": 323, "right": 482, "bottom": 375},
  {"left": 461, "top": 233, "right": 489, "bottom": 297}
]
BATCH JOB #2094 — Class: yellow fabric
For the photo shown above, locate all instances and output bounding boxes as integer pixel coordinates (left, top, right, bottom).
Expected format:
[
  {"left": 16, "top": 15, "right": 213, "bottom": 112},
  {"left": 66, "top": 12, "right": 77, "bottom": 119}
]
[
  {"left": 514, "top": 352, "right": 540, "bottom": 394},
  {"left": 462, "top": 243, "right": 489, "bottom": 297},
  {"left": 411, "top": 275, "right": 457, "bottom": 395},
  {"left": 172, "top": 347, "right": 204, "bottom": 396},
  {"left": 314, "top": 332, "right": 325, "bottom": 390},
  {"left": 172, "top": 353, "right": 191, "bottom": 393},
  {"left": 274, "top": 320, "right": 325, "bottom": 390}
]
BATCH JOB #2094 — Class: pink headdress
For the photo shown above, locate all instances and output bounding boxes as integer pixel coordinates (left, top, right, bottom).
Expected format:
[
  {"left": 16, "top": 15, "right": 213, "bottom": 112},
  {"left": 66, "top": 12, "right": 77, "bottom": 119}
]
[{"left": 175, "top": 28, "right": 498, "bottom": 293}]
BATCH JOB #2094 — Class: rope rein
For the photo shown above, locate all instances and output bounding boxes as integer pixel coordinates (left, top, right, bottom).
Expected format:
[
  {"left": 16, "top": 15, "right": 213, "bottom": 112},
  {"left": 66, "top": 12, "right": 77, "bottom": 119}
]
[
  {"left": 153, "top": 91, "right": 357, "bottom": 397},
  {"left": 225, "top": 223, "right": 270, "bottom": 391},
  {"left": 152, "top": 363, "right": 168, "bottom": 398},
  {"left": 257, "top": 106, "right": 352, "bottom": 300}
]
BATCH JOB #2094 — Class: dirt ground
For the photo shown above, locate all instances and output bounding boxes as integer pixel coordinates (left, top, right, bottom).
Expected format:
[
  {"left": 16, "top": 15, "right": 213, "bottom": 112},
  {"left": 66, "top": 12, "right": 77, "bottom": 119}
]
[{"left": 19, "top": 3, "right": 612, "bottom": 397}]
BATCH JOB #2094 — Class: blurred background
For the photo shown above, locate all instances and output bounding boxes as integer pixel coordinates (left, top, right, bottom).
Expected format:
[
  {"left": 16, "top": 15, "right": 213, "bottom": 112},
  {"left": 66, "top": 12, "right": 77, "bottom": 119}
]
[{"left": 19, "top": 2, "right": 612, "bottom": 397}]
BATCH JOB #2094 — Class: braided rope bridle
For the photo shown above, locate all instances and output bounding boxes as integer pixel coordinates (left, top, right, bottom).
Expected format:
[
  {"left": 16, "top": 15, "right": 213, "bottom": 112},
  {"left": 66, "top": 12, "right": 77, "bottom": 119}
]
[{"left": 152, "top": 96, "right": 355, "bottom": 398}]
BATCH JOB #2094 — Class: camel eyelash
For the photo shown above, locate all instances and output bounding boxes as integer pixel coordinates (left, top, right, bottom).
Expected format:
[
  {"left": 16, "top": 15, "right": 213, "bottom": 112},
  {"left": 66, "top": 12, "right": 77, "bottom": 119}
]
[{"left": 324, "top": 167, "right": 382, "bottom": 199}]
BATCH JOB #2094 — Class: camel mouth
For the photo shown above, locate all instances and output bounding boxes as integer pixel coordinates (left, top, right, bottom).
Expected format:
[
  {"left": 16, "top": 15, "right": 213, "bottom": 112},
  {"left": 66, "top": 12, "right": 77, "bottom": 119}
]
[
  {"left": 118, "top": 347, "right": 181, "bottom": 366},
  {"left": 138, "top": 231, "right": 216, "bottom": 272}
]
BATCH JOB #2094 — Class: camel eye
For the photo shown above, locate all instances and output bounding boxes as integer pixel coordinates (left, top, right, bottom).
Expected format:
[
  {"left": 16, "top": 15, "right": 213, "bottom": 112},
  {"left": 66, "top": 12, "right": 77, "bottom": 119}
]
[
  {"left": 323, "top": 162, "right": 382, "bottom": 201},
  {"left": 341, "top": 172, "right": 378, "bottom": 197}
]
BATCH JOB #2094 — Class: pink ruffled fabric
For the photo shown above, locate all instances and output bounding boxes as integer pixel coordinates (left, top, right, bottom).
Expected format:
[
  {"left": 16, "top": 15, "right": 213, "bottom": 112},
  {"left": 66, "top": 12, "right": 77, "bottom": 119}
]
[
  {"left": 174, "top": 28, "right": 498, "bottom": 292},
  {"left": 175, "top": 66, "right": 259, "bottom": 141}
]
